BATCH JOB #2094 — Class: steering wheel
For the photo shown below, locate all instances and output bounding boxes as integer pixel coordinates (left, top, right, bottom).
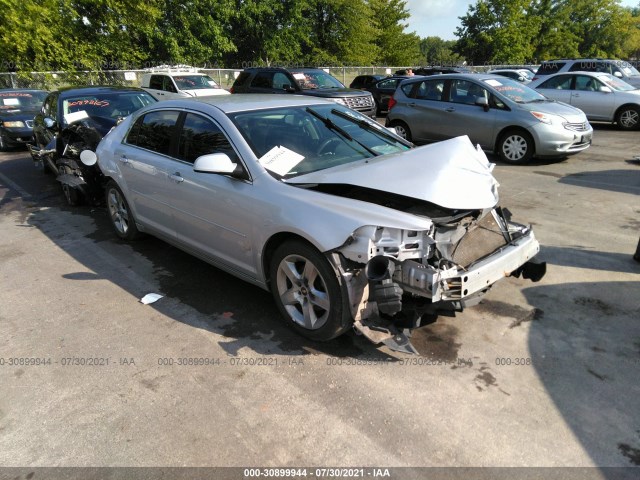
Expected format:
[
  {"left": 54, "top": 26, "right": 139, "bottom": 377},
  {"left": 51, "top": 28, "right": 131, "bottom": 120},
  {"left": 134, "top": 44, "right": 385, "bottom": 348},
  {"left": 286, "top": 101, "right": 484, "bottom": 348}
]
[{"left": 317, "top": 137, "right": 342, "bottom": 156}]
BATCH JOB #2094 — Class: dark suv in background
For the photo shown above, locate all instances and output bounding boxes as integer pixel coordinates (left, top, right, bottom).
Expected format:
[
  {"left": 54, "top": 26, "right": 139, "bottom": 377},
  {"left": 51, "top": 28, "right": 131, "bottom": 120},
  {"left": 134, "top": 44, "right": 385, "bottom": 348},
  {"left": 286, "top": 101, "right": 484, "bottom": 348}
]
[{"left": 231, "top": 67, "right": 376, "bottom": 117}]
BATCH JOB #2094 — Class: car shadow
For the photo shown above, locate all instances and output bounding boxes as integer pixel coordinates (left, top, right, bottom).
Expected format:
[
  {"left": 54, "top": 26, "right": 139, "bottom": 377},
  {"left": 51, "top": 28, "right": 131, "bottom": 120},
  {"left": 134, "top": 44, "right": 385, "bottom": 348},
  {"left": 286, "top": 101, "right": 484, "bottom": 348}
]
[
  {"left": 557, "top": 168, "right": 640, "bottom": 196},
  {"left": 538, "top": 245, "right": 640, "bottom": 274},
  {"left": 522, "top": 280, "right": 640, "bottom": 473}
]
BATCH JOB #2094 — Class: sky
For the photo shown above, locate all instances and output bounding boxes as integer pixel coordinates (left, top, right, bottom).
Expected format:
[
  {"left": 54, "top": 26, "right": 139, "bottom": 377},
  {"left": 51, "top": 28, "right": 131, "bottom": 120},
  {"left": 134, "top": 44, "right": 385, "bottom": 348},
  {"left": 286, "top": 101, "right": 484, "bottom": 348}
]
[{"left": 405, "top": 0, "right": 639, "bottom": 41}]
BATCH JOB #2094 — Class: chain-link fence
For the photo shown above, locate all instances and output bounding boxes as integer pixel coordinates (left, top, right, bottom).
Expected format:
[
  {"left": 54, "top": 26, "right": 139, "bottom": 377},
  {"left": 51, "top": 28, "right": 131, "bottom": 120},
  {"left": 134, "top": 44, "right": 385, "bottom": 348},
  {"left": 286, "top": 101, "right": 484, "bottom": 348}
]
[{"left": 0, "top": 66, "right": 495, "bottom": 91}]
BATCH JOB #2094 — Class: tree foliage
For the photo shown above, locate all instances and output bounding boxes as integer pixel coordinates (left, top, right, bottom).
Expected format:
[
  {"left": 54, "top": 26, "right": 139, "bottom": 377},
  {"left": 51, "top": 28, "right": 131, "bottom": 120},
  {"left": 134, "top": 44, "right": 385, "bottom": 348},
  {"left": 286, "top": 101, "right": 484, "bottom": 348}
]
[
  {"left": 455, "top": 0, "right": 640, "bottom": 64},
  {"left": 0, "top": 0, "right": 425, "bottom": 70}
]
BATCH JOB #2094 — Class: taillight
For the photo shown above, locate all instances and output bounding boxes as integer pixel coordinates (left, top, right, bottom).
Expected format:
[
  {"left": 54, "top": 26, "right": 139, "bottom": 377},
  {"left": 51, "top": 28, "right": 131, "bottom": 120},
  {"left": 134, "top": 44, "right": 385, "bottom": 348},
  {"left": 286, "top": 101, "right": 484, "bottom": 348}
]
[
  {"left": 388, "top": 97, "right": 397, "bottom": 110},
  {"left": 230, "top": 86, "right": 235, "bottom": 93}
]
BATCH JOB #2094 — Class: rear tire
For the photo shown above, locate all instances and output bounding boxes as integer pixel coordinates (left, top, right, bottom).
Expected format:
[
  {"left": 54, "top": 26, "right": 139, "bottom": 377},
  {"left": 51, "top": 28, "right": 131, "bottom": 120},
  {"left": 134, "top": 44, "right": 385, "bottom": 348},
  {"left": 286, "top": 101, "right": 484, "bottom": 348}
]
[
  {"left": 389, "top": 121, "right": 412, "bottom": 142},
  {"left": 105, "top": 180, "right": 140, "bottom": 240},
  {"left": 498, "top": 129, "right": 534, "bottom": 164},
  {"left": 269, "top": 240, "right": 352, "bottom": 341}
]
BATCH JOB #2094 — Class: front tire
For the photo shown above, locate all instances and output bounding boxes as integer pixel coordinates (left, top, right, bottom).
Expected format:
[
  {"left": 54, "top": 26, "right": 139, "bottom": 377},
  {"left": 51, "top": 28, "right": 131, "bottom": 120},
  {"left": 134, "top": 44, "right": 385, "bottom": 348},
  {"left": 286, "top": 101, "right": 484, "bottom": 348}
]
[
  {"left": 616, "top": 105, "right": 640, "bottom": 131},
  {"left": 269, "top": 240, "right": 352, "bottom": 341},
  {"left": 105, "top": 181, "right": 140, "bottom": 240},
  {"left": 498, "top": 129, "right": 534, "bottom": 164},
  {"left": 57, "top": 165, "right": 81, "bottom": 206}
]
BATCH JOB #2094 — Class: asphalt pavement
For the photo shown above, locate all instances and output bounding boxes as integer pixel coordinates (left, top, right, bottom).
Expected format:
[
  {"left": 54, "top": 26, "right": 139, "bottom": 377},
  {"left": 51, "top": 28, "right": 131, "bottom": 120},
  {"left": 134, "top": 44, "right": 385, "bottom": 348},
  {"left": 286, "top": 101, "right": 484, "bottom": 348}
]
[{"left": 0, "top": 124, "right": 639, "bottom": 480}]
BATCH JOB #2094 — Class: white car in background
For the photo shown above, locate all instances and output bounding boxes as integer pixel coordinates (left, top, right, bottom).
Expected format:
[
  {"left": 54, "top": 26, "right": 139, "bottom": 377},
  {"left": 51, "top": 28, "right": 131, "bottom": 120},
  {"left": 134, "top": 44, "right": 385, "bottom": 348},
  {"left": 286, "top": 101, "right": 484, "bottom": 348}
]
[
  {"left": 141, "top": 70, "right": 230, "bottom": 100},
  {"left": 529, "top": 71, "right": 640, "bottom": 130}
]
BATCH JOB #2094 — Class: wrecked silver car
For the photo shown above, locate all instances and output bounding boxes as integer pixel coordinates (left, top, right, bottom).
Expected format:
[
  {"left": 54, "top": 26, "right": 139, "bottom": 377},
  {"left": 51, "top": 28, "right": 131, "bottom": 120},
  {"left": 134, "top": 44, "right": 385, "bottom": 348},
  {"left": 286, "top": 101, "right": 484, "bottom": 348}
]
[{"left": 90, "top": 95, "right": 545, "bottom": 353}]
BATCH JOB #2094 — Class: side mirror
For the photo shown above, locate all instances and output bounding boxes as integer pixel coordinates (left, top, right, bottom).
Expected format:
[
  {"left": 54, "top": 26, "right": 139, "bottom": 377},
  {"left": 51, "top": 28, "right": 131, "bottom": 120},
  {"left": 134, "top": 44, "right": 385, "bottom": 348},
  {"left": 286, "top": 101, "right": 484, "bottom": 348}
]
[
  {"left": 80, "top": 150, "right": 98, "bottom": 166},
  {"left": 614, "top": 72, "right": 623, "bottom": 78},
  {"left": 193, "top": 153, "right": 238, "bottom": 174},
  {"left": 598, "top": 86, "right": 613, "bottom": 93},
  {"left": 518, "top": 76, "right": 526, "bottom": 82},
  {"left": 284, "top": 85, "right": 296, "bottom": 93},
  {"left": 44, "top": 117, "right": 57, "bottom": 129},
  {"left": 475, "top": 97, "right": 490, "bottom": 112}
]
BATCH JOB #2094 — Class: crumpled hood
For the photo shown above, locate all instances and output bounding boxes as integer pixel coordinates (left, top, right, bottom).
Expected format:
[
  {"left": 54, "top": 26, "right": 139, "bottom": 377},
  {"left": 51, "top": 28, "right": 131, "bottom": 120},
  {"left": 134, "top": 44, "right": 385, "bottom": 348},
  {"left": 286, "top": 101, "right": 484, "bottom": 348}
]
[{"left": 287, "top": 136, "right": 499, "bottom": 210}]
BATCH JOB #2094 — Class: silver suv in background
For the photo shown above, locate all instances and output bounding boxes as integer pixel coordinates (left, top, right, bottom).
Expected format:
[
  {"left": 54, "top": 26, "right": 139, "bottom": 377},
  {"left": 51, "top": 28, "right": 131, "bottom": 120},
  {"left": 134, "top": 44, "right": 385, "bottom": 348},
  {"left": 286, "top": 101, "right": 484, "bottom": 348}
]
[
  {"left": 385, "top": 73, "right": 593, "bottom": 164},
  {"left": 533, "top": 59, "right": 640, "bottom": 88}
]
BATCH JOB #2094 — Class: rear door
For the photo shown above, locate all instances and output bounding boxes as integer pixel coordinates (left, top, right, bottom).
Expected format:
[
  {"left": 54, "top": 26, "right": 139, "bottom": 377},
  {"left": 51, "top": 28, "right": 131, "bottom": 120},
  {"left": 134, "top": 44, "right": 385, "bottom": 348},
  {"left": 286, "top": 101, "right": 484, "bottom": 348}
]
[
  {"left": 399, "top": 78, "right": 448, "bottom": 142},
  {"left": 115, "top": 110, "right": 181, "bottom": 239}
]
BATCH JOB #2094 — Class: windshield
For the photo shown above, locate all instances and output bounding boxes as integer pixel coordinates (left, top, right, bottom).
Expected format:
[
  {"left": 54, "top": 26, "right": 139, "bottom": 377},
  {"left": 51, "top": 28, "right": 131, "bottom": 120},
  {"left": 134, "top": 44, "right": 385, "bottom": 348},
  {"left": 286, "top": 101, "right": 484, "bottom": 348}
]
[
  {"left": 290, "top": 71, "right": 345, "bottom": 90},
  {"left": 483, "top": 77, "right": 546, "bottom": 103},
  {"left": 62, "top": 92, "right": 156, "bottom": 124},
  {"left": 0, "top": 90, "right": 47, "bottom": 109},
  {"left": 617, "top": 62, "right": 640, "bottom": 77},
  {"left": 173, "top": 75, "right": 221, "bottom": 90},
  {"left": 600, "top": 74, "right": 636, "bottom": 91},
  {"left": 230, "top": 104, "right": 410, "bottom": 178}
]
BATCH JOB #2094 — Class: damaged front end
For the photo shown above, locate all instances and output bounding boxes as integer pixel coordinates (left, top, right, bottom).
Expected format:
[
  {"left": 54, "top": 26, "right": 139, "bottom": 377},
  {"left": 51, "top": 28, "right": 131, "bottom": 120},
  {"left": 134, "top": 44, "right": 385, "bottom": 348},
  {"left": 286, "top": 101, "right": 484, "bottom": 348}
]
[{"left": 331, "top": 205, "right": 545, "bottom": 353}]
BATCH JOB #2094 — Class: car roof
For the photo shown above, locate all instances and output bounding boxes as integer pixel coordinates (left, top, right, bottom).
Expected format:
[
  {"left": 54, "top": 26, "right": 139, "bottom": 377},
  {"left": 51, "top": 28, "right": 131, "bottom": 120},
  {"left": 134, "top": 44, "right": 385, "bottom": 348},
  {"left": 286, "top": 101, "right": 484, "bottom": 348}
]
[
  {"left": 0, "top": 88, "right": 48, "bottom": 93},
  {"left": 56, "top": 86, "right": 149, "bottom": 98},
  {"left": 401, "top": 73, "right": 503, "bottom": 82},
  {"left": 143, "top": 94, "right": 337, "bottom": 114}
]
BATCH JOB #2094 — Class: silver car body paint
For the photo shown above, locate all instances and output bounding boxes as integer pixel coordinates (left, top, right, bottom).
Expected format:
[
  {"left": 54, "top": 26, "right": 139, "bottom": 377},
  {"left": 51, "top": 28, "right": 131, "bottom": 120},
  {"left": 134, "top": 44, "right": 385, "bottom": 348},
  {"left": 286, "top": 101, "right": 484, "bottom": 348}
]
[{"left": 96, "top": 95, "right": 542, "bottom": 325}]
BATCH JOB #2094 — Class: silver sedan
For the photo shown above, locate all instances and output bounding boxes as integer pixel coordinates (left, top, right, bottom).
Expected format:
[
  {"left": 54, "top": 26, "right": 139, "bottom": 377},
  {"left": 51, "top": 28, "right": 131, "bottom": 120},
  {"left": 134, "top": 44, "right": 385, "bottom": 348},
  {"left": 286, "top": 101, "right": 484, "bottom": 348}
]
[
  {"left": 87, "top": 95, "right": 545, "bottom": 352},
  {"left": 529, "top": 71, "right": 640, "bottom": 130}
]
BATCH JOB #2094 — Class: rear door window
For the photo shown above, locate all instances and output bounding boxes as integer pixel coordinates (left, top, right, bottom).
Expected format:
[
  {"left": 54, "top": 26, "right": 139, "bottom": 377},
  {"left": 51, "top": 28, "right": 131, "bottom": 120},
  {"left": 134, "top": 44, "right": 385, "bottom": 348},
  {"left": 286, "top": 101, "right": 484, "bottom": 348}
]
[
  {"left": 126, "top": 110, "right": 180, "bottom": 155},
  {"left": 250, "top": 72, "right": 274, "bottom": 89},
  {"left": 539, "top": 75, "right": 572, "bottom": 90}
]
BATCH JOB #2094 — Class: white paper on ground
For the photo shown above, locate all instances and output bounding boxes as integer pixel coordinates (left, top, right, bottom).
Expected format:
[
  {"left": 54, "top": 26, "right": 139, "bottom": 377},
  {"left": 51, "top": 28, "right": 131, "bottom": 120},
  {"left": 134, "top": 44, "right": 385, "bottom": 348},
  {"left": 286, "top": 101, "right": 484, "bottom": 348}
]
[{"left": 140, "top": 293, "right": 164, "bottom": 305}]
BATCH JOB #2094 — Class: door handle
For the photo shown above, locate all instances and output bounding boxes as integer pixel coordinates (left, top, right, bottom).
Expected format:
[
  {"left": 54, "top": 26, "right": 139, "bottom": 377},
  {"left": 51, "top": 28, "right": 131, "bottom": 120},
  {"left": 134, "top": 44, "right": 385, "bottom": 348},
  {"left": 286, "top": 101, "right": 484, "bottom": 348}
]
[
  {"left": 408, "top": 102, "right": 416, "bottom": 107},
  {"left": 445, "top": 107, "right": 456, "bottom": 112},
  {"left": 118, "top": 156, "right": 130, "bottom": 164},
  {"left": 169, "top": 172, "right": 184, "bottom": 183}
]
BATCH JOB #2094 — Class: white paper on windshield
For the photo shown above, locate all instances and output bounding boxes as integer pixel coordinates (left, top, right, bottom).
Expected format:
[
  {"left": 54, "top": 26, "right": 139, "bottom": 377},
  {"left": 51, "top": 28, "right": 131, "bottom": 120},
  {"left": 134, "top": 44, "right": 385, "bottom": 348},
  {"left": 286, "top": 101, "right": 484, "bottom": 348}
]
[
  {"left": 293, "top": 73, "right": 306, "bottom": 80},
  {"left": 259, "top": 146, "right": 304, "bottom": 176},
  {"left": 64, "top": 110, "right": 89, "bottom": 124},
  {"left": 485, "top": 79, "right": 502, "bottom": 87},
  {"left": 3, "top": 98, "right": 20, "bottom": 106}
]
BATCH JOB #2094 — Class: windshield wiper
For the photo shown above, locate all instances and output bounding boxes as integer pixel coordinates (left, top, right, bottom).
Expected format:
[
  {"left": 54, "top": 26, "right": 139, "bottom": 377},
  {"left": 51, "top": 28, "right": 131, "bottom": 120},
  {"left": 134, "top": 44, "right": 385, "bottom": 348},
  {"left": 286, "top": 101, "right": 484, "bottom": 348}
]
[
  {"left": 306, "top": 107, "right": 381, "bottom": 157},
  {"left": 306, "top": 107, "right": 353, "bottom": 140},
  {"left": 330, "top": 108, "right": 412, "bottom": 147}
]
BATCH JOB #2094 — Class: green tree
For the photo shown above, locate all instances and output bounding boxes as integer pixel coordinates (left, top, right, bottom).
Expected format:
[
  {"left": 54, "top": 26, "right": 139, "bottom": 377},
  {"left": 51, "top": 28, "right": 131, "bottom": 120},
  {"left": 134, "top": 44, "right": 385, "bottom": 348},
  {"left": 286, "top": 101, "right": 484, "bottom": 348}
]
[
  {"left": 224, "top": 0, "right": 308, "bottom": 66},
  {"left": 304, "top": 0, "right": 379, "bottom": 65},
  {"left": 147, "top": 0, "right": 236, "bottom": 66},
  {"left": 419, "top": 37, "right": 463, "bottom": 66},
  {"left": 0, "top": 0, "right": 82, "bottom": 71},
  {"left": 369, "top": 0, "right": 421, "bottom": 65},
  {"left": 455, "top": 0, "right": 539, "bottom": 65}
]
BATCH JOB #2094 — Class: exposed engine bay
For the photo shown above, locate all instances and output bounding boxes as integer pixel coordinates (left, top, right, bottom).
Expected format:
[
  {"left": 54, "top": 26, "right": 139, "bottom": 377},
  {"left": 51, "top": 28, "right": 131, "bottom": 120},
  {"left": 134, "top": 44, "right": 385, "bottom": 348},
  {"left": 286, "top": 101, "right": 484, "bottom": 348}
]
[{"left": 314, "top": 184, "right": 546, "bottom": 353}]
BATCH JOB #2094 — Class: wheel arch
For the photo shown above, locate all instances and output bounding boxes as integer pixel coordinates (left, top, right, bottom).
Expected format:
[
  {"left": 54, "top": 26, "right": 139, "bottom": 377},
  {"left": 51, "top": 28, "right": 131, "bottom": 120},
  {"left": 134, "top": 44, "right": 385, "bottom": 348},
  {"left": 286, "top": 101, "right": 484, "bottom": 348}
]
[{"left": 261, "top": 232, "right": 325, "bottom": 287}]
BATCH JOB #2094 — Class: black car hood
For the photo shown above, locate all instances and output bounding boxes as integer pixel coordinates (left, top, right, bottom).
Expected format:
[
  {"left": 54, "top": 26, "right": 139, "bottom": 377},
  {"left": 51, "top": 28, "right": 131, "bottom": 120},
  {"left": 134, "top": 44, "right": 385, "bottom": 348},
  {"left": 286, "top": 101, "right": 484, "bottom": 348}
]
[{"left": 0, "top": 107, "right": 40, "bottom": 121}]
